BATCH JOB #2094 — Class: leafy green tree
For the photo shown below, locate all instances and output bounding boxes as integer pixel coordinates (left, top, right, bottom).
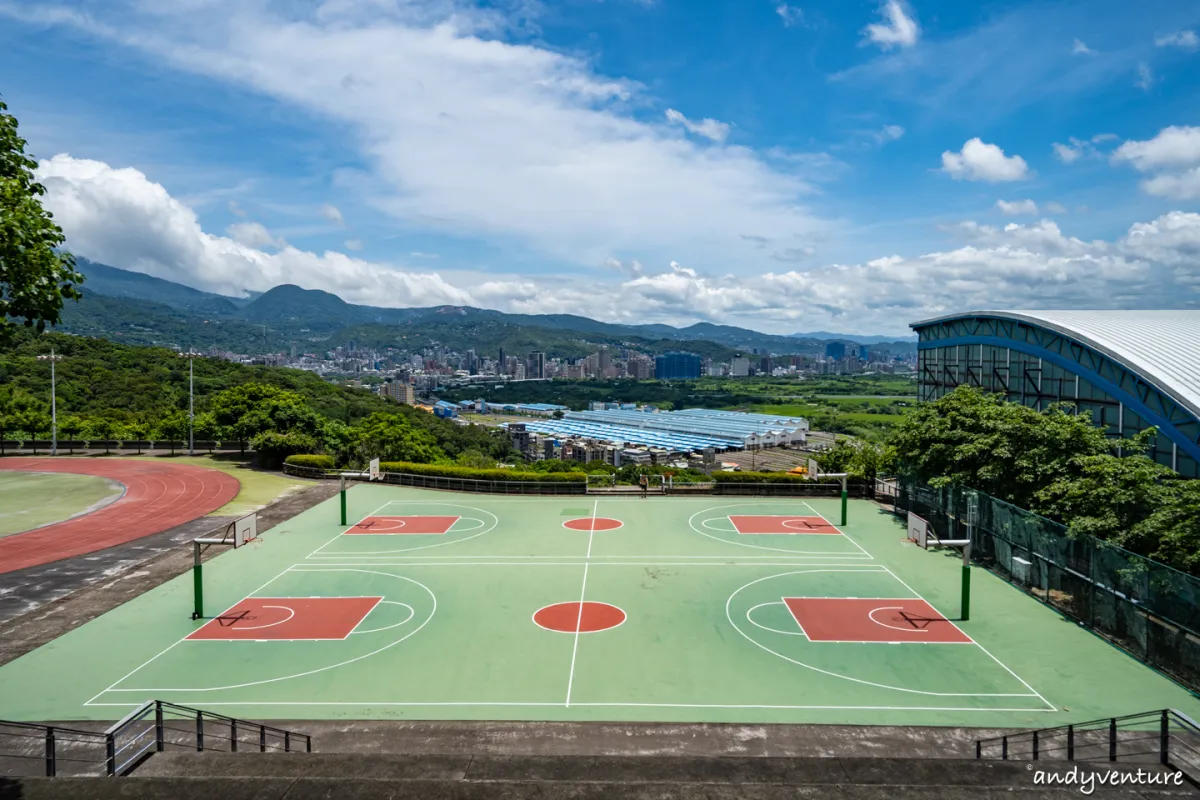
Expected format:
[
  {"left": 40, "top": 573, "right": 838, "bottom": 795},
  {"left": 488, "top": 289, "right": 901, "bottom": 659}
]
[
  {"left": 889, "top": 386, "right": 1113, "bottom": 509},
  {"left": 0, "top": 98, "right": 85, "bottom": 341},
  {"left": 59, "top": 415, "right": 85, "bottom": 440},
  {"left": 455, "top": 449, "right": 495, "bottom": 469},
  {"left": 251, "top": 430, "right": 319, "bottom": 470},
  {"left": 354, "top": 412, "right": 444, "bottom": 464},
  {"left": 154, "top": 409, "right": 189, "bottom": 442}
]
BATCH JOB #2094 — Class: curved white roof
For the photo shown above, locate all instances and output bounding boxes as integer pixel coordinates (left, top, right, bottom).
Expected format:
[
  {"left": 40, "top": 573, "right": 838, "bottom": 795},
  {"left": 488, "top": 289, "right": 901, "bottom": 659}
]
[{"left": 911, "top": 310, "right": 1200, "bottom": 419}]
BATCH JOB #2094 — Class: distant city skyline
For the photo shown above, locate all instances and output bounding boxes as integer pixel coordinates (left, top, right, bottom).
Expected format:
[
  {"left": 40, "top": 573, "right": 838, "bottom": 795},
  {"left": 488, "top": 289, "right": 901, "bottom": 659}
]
[{"left": 2, "top": 0, "right": 1198, "bottom": 335}]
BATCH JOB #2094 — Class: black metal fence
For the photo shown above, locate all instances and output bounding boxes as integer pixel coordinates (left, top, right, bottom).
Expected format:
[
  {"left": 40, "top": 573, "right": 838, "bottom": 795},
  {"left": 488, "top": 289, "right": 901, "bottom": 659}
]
[
  {"left": 0, "top": 440, "right": 246, "bottom": 456},
  {"left": 0, "top": 700, "right": 310, "bottom": 777},
  {"left": 897, "top": 477, "right": 1200, "bottom": 693},
  {"left": 976, "top": 708, "right": 1200, "bottom": 786}
]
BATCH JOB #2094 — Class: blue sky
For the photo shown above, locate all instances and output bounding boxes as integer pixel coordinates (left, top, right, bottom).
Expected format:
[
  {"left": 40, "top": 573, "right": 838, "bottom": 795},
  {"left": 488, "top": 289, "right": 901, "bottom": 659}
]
[{"left": 1, "top": 0, "right": 1198, "bottom": 335}]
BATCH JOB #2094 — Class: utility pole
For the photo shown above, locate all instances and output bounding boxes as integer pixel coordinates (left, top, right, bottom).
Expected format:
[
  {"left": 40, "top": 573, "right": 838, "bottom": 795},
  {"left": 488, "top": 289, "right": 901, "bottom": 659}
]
[
  {"left": 36, "top": 348, "right": 64, "bottom": 456},
  {"left": 178, "top": 351, "right": 202, "bottom": 456}
]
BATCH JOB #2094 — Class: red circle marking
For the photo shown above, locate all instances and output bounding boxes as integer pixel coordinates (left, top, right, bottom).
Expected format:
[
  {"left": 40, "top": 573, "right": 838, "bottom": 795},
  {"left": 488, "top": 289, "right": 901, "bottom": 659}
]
[
  {"left": 533, "top": 601, "right": 627, "bottom": 633},
  {"left": 562, "top": 517, "right": 623, "bottom": 531}
]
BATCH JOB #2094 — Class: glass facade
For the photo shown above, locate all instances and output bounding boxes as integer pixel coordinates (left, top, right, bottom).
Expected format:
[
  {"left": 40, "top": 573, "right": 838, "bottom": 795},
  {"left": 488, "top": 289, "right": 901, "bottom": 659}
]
[
  {"left": 914, "top": 316, "right": 1200, "bottom": 478},
  {"left": 654, "top": 352, "right": 702, "bottom": 380}
]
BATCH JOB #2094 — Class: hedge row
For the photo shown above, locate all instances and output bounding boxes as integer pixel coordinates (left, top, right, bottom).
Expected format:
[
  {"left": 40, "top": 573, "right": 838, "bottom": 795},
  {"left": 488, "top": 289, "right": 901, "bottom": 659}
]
[
  {"left": 284, "top": 454, "right": 336, "bottom": 470},
  {"left": 378, "top": 461, "right": 587, "bottom": 483},
  {"left": 711, "top": 471, "right": 811, "bottom": 483}
]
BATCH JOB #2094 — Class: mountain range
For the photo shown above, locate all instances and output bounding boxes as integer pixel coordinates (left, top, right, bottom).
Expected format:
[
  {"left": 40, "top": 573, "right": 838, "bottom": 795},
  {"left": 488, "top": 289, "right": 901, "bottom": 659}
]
[{"left": 56, "top": 259, "right": 918, "bottom": 360}]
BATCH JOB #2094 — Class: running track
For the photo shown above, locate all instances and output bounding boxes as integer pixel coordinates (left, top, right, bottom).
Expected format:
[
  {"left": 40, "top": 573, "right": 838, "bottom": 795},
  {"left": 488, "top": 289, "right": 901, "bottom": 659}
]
[{"left": 0, "top": 459, "right": 240, "bottom": 574}]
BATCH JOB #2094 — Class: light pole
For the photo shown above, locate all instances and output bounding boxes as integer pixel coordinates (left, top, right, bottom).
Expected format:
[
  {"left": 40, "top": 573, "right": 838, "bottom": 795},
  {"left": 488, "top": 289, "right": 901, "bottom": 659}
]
[
  {"left": 178, "top": 351, "right": 202, "bottom": 456},
  {"left": 36, "top": 348, "right": 64, "bottom": 456}
]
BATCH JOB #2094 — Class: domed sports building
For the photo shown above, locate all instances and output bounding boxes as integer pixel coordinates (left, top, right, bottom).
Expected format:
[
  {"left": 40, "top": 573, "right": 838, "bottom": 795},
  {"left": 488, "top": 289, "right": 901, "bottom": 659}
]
[{"left": 910, "top": 310, "right": 1200, "bottom": 478}]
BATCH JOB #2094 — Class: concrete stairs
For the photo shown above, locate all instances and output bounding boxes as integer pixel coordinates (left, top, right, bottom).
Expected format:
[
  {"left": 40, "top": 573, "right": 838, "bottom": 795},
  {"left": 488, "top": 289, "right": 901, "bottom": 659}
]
[{"left": 3, "top": 752, "right": 1195, "bottom": 799}]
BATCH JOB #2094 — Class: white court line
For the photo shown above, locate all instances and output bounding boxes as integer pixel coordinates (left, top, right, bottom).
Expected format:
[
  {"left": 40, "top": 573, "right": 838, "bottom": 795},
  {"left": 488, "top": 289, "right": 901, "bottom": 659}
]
[
  {"left": 92, "top": 569, "right": 435, "bottom": 696},
  {"left": 85, "top": 565, "right": 300, "bottom": 706},
  {"left": 82, "top": 701, "right": 1055, "bottom": 712},
  {"left": 349, "top": 601, "right": 413, "bottom": 635},
  {"left": 311, "top": 503, "right": 498, "bottom": 556},
  {"left": 746, "top": 602, "right": 808, "bottom": 638},
  {"left": 287, "top": 561, "right": 883, "bottom": 568},
  {"left": 724, "top": 569, "right": 1038, "bottom": 698},
  {"left": 688, "top": 502, "right": 873, "bottom": 557},
  {"left": 304, "top": 554, "right": 872, "bottom": 560},
  {"left": 565, "top": 496, "right": 598, "bottom": 707},
  {"left": 306, "top": 497, "right": 398, "bottom": 558},
  {"left": 800, "top": 501, "right": 872, "bottom": 557},
  {"left": 879, "top": 566, "right": 1057, "bottom": 711}
]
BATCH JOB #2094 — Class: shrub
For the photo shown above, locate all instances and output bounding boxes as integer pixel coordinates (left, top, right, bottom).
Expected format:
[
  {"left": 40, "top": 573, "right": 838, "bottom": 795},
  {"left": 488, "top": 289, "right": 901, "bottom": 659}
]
[
  {"left": 378, "top": 461, "right": 586, "bottom": 482},
  {"left": 712, "top": 471, "right": 809, "bottom": 483},
  {"left": 283, "top": 453, "right": 336, "bottom": 470}
]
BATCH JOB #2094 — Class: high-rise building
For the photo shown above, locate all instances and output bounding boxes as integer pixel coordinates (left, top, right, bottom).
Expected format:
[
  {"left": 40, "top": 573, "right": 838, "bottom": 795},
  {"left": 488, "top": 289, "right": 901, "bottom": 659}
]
[
  {"left": 654, "top": 352, "right": 702, "bottom": 380},
  {"left": 466, "top": 349, "right": 478, "bottom": 375},
  {"left": 383, "top": 380, "right": 415, "bottom": 405},
  {"left": 598, "top": 346, "right": 611, "bottom": 373},
  {"left": 858, "top": 344, "right": 870, "bottom": 362},
  {"left": 730, "top": 355, "right": 750, "bottom": 377},
  {"left": 527, "top": 352, "right": 546, "bottom": 379},
  {"left": 825, "top": 342, "right": 847, "bottom": 360},
  {"left": 498, "top": 347, "right": 506, "bottom": 371}
]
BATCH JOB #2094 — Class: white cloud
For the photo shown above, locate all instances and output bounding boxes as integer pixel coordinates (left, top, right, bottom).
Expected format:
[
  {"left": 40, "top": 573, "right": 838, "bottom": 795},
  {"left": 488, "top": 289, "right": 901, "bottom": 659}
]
[
  {"left": 1155, "top": 30, "right": 1198, "bottom": 50},
  {"left": 226, "top": 221, "right": 286, "bottom": 249},
  {"left": 862, "top": 0, "right": 920, "bottom": 50},
  {"left": 37, "top": 154, "right": 473, "bottom": 306},
  {"left": 1071, "top": 38, "right": 1094, "bottom": 55},
  {"left": 344, "top": 238, "right": 363, "bottom": 251},
  {"left": 1053, "top": 134, "right": 1117, "bottom": 164},
  {"left": 33, "top": 153, "right": 1200, "bottom": 334},
  {"left": 1044, "top": 202, "right": 1067, "bottom": 214},
  {"left": 775, "top": 3, "right": 805, "bottom": 28},
  {"left": 664, "top": 108, "right": 732, "bottom": 143},
  {"left": 7, "top": 0, "right": 830, "bottom": 272},
  {"left": 1136, "top": 62, "right": 1154, "bottom": 90},
  {"left": 874, "top": 124, "right": 905, "bottom": 143},
  {"left": 995, "top": 199, "right": 1038, "bottom": 216},
  {"left": 941, "top": 138, "right": 1030, "bottom": 182},
  {"left": 1112, "top": 126, "right": 1200, "bottom": 200},
  {"left": 319, "top": 203, "right": 345, "bottom": 226},
  {"left": 1112, "top": 126, "right": 1200, "bottom": 171}
]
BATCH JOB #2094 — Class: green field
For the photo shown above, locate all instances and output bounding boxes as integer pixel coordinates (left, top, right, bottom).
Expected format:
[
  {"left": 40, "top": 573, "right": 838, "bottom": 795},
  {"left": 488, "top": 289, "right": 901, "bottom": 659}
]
[
  {"left": 0, "top": 471, "right": 123, "bottom": 538},
  {"left": 0, "top": 486, "right": 1196, "bottom": 727}
]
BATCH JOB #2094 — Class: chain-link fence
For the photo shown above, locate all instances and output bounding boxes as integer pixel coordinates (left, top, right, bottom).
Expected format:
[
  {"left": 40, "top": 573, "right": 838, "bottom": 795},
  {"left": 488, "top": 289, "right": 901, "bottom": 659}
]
[{"left": 896, "top": 477, "right": 1200, "bottom": 692}]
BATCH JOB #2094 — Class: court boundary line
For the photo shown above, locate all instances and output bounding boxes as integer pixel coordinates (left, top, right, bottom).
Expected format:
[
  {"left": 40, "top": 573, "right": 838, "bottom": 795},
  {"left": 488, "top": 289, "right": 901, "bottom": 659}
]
[
  {"left": 725, "top": 568, "right": 1041, "bottom": 698},
  {"left": 878, "top": 565, "right": 1056, "bottom": 712},
  {"left": 86, "top": 568, "right": 435, "bottom": 700},
  {"left": 799, "top": 501, "right": 871, "bottom": 557},
  {"left": 82, "top": 700, "right": 1056, "bottom": 712},
  {"left": 307, "top": 500, "right": 498, "bottom": 557},
  {"left": 564, "top": 497, "right": 598, "bottom": 707},
  {"left": 688, "top": 502, "right": 872, "bottom": 556}
]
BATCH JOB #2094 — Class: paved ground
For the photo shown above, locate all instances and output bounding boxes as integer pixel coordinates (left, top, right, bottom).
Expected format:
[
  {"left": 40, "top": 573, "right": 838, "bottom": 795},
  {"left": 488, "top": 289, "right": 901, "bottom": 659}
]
[
  {"left": 2, "top": 487, "right": 1198, "bottom": 728},
  {"left": 0, "top": 459, "right": 240, "bottom": 574}
]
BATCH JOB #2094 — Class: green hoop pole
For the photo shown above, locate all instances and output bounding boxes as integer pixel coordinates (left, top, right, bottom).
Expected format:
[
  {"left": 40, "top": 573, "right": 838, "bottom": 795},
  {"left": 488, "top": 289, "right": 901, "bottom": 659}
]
[
  {"left": 192, "top": 542, "right": 203, "bottom": 620},
  {"left": 961, "top": 564, "right": 971, "bottom": 621},
  {"left": 840, "top": 477, "right": 848, "bottom": 527},
  {"left": 340, "top": 476, "right": 347, "bottom": 526}
]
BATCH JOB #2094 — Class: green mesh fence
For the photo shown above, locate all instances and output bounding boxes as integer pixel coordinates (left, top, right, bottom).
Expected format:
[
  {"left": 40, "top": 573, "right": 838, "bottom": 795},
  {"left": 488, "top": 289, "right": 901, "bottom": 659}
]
[{"left": 897, "top": 477, "right": 1200, "bottom": 692}]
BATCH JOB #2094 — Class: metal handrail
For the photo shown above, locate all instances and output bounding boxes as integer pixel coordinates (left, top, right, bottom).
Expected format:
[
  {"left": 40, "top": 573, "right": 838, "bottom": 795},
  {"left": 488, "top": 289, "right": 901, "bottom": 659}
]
[
  {"left": 0, "top": 699, "right": 312, "bottom": 777},
  {"left": 975, "top": 708, "right": 1200, "bottom": 784}
]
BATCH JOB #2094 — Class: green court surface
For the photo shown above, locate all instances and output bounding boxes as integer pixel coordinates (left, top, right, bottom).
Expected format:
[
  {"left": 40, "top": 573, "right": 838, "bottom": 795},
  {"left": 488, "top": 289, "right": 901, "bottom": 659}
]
[
  {"left": 0, "top": 471, "right": 123, "bottom": 538},
  {"left": 1, "top": 486, "right": 1198, "bottom": 727}
]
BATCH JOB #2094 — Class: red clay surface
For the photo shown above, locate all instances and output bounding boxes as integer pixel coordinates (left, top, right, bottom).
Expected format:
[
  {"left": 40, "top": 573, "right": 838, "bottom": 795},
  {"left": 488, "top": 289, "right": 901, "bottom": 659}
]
[
  {"left": 188, "top": 596, "right": 383, "bottom": 640},
  {"left": 0, "top": 458, "right": 240, "bottom": 575},
  {"left": 534, "top": 601, "right": 627, "bottom": 633},
  {"left": 729, "top": 515, "right": 840, "bottom": 535},
  {"left": 348, "top": 515, "right": 460, "bottom": 535},
  {"left": 782, "top": 597, "right": 972, "bottom": 643},
  {"left": 562, "top": 517, "right": 623, "bottom": 531}
]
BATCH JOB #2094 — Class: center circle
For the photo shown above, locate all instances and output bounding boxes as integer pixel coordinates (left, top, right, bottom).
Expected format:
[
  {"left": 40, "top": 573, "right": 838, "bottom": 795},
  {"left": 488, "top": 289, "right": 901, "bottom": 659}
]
[
  {"left": 533, "top": 601, "right": 627, "bottom": 633},
  {"left": 563, "top": 517, "right": 623, "bottom": 531}
]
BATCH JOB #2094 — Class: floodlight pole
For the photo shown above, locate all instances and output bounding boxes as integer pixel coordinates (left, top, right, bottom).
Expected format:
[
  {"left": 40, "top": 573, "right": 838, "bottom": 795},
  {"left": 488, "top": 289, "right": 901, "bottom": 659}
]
[
  {"left": 179, "top": 351, "right": 202, "bottom": 456},
  {"left": 36, "top": 349, "right": 64, "bottom": 456}
]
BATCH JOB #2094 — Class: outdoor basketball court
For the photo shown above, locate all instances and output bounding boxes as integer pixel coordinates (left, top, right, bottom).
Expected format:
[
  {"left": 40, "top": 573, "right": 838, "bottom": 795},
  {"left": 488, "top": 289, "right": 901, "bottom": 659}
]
[{"left": 1, "top": 485, "right": 1198, "bottom": 727}]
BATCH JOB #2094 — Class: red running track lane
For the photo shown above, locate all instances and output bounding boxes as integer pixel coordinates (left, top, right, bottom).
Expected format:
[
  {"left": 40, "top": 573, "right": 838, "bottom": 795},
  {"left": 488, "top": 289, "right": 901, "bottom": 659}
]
[{"left": 0, "top": 458, "right": 241, "bottom": 574}]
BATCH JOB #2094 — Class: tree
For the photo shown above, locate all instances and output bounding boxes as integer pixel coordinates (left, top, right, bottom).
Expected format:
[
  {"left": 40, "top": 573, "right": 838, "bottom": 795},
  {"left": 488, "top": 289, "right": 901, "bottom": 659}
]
[
  {"left": 354, "top": 413, "right": 444, "bottom": 465},
  {"left": 0, "top": 98, "right": 85, "bottom": 342},
  {"left": 888, "top": 385, "right": 1113, "bottom": 509}
]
